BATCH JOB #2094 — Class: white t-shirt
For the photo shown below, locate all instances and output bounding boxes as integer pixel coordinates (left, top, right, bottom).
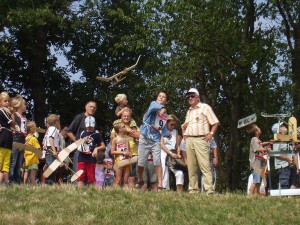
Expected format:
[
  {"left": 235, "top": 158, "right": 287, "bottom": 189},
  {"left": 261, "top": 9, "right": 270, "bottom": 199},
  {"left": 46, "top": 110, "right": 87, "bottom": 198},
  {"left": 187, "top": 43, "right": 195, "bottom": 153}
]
[{"left": 44, "top": 126, "right": 60, "bottom": 149}]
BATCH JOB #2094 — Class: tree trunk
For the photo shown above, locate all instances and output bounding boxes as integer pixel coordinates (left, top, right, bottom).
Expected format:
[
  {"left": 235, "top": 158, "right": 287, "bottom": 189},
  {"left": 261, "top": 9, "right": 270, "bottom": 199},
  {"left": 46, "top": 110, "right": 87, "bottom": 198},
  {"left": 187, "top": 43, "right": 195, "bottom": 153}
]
[{"left": 27, "top": 27, "right": 48, "bottom": 128}]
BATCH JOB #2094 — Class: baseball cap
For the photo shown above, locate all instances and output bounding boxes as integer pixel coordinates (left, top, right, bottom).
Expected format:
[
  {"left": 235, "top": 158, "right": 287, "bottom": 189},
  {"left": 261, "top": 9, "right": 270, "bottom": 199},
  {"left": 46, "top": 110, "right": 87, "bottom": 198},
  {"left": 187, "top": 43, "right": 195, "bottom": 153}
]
[
  {"left": 85, "top": 116, "right": 96, "bottom": 127},
  {"left": 186, "top": 88, "right": 199, "bottom": 96}
]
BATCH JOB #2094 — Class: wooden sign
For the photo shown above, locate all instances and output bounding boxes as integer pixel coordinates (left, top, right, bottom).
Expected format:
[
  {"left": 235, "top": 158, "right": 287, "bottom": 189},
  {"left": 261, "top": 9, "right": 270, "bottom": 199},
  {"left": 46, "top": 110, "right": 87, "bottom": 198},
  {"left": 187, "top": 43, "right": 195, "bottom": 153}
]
[{"left": 237, "top": 114, "right": 257, "bottom": 128}]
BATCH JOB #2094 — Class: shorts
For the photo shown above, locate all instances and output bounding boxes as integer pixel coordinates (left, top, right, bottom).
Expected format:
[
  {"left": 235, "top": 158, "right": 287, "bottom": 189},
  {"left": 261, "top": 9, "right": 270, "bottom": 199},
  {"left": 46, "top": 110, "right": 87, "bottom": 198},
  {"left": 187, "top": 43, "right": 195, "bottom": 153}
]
[
  {"left": 143, "top": 160, "right": 157, "bottom": 184},
  {"left": 25, "top": 164, "right": 39, "bottom": 172},
  {"left": 278, "top": 166, "right": 298, "bottom": 188},
  {"left": 252, "top": 171, "right": 262, "bottom": 184},
  {"left": 77, "top": 161, "right": 96, "bottom": 183},
  {"left": 105, "top": 176, "right": 114, "bottom": 186},
  {"left": 129, "top": 162, "right": 137, "bottom": 177},
  {"left": 0, "top": 147, "right": 11, "bottom": 172},
  {"left": 138, "top": 134, "right": 161, "bottom": 167}
]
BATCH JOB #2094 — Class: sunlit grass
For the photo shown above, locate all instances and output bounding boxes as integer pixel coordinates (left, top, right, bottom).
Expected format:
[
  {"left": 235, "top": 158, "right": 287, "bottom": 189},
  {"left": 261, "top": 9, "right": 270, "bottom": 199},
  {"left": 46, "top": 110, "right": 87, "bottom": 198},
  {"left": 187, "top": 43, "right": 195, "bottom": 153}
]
[{"left": 0, "top": 185, "right": 299, "bottom": 225}]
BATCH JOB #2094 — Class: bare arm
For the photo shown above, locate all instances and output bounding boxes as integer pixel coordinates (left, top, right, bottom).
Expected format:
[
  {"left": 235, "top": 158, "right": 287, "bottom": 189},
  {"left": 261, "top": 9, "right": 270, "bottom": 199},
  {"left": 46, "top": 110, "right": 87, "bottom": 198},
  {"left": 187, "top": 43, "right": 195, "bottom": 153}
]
[{"left": 49, "top": 137, "right": 58, "bottom": 158}]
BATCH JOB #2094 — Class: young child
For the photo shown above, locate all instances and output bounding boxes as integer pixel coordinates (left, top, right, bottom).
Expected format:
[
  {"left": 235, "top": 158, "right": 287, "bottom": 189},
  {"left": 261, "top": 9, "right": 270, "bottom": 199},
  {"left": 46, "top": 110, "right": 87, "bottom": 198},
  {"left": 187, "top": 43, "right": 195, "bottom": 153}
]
[
  {"left": 76, "top": 116, "right": 105, "bottom": 187},
  {"left": 247, "top": 124, "right": 267, "bottom": 195},
  {"left": 115, "top": 94, "right": 132, "bottom": 118},
  {"left": 136, "top": 91, "right": 170, "bottom": 190},
  {"left": 114, "top": 94, "right": 137, "bottom": 128},
  {"left": 23, "top": 121, "right": 41, "bottom": 184},
  {"left": 43, "top": 114, "right": 61, "bottom": 185},
  {"left": 0, "top": 92, "right": 15, "bottom": 184},
  {"left": 110, "top": 122, "right": 131, "bottom": 188},
  {"left": 10, "top": 94, "right": 27, "bottom": 184},
  {"left": 95, "top": 150, "right": 106, "bottom": 188},
  {"left": 104, "top": 148, "right": 114, "bottom": 187}
]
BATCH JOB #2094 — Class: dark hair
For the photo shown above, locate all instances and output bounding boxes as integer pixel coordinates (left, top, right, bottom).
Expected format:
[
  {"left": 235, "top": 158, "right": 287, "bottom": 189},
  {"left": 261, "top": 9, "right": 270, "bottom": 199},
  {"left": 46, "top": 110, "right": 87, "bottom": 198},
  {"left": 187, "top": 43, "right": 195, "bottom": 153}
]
[
  {"left": 96, "top": 151, "right": 105, "bottom": 164},
  {"left": 156, "top": 91, "right": 169, "bottom": 101},
  {"left": 85, "top": 100, "right": 97, "bottom": 107}
]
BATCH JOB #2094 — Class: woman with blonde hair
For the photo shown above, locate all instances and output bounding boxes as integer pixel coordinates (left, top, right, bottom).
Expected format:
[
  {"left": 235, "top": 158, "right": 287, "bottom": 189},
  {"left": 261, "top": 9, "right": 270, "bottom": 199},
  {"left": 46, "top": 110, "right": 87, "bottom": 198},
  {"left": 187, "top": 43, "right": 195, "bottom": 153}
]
[
  {"left": 160, "top": 114, "right": 185, "bottom": 192},
  {"left": 9, "top": 94, "right": 27, "bottom": 184}
]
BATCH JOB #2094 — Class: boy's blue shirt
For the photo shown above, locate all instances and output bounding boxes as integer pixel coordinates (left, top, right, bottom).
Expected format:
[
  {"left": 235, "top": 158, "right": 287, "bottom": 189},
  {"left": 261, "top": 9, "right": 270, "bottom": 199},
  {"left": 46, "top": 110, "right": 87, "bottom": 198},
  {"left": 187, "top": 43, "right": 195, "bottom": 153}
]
[{"left": 140, "top": 101, "right": 169, "bottom": 142}]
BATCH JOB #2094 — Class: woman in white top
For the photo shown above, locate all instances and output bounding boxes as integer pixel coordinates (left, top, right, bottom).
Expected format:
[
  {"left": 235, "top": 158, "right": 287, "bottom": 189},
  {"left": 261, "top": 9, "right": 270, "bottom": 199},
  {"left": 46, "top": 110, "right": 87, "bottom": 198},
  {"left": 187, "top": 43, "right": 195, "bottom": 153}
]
[{"left": 160, "top": 114, "right": 184, "bottom": 191}]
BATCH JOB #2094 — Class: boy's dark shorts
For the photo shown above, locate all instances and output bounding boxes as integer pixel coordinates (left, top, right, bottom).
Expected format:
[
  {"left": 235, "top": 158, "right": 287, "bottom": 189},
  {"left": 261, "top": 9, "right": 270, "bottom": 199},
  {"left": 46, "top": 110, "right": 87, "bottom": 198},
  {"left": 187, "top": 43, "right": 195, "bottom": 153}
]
[{"left": 278, "top": 166, "right": 298, "bottom": 188}]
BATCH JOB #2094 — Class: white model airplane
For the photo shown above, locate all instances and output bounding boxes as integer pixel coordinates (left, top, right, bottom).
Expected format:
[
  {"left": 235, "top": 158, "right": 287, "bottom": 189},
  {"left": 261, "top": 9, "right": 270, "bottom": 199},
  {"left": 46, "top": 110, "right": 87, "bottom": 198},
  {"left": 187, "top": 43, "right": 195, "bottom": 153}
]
[{"left": 96, "top": 55, "right": 141, "bottom": 88}]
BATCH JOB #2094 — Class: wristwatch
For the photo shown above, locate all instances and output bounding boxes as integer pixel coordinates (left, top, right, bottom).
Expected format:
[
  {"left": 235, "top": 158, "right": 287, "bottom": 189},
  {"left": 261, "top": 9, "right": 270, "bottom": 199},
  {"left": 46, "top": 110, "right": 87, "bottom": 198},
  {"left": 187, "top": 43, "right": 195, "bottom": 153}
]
[{"left": 209, "top": 131, "right": 214, "bottom": 135}]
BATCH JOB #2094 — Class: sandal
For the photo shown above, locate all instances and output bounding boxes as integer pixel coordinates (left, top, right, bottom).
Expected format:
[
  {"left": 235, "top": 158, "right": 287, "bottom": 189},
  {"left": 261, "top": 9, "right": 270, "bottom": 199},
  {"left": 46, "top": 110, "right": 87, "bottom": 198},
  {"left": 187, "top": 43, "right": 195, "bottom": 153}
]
[{"left": 135, "top": 180, "right": 145, "bottom": 189}]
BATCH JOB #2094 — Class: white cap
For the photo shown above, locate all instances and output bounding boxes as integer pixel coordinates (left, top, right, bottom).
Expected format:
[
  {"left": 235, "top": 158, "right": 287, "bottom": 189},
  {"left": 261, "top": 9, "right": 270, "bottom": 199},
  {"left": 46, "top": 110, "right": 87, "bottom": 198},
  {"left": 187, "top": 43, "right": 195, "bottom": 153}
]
[
  {"left": 187, "top": 88, "right": 199, "bottom": 96},
  {"left": 85, "top": 116, "right": 96, "bottom": 127}
]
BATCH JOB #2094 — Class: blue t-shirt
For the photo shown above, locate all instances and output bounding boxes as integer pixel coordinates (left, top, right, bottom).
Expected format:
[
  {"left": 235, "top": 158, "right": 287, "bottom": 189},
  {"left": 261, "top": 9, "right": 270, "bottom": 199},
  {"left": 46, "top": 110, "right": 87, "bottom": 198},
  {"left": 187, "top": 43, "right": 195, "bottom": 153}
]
[
  {"left": 139, "top": 101, "right": 169, "bottom": 142},
  {"left": 77, "top": 131, "right": 103, "bottom": 163}
]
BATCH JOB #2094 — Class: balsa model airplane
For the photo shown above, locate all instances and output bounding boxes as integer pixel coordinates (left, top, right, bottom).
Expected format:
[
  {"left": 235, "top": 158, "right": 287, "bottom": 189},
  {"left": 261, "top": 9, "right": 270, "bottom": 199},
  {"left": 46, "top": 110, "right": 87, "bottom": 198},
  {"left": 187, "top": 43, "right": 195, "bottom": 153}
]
[
  {"left": 96, "top": 55, "right": 141, "bottom": 88},
  {"left": 43, "top": 139, "right": 85, "bottom": 182}
]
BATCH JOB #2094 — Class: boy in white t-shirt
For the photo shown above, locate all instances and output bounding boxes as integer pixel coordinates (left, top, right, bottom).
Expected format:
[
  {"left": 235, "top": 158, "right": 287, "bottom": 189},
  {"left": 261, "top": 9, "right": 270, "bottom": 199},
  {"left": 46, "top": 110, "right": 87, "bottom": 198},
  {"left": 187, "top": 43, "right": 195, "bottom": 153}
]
[{"left": 43, "top": 114, "right": 61, "bottom": 185}]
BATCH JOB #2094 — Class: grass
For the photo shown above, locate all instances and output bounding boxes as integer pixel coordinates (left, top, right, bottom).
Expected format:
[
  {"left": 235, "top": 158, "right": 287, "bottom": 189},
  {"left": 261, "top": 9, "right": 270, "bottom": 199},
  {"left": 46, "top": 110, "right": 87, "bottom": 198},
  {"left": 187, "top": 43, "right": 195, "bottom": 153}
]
[{"left": 0, "top": 185, "right": 299, "bottom": 225}]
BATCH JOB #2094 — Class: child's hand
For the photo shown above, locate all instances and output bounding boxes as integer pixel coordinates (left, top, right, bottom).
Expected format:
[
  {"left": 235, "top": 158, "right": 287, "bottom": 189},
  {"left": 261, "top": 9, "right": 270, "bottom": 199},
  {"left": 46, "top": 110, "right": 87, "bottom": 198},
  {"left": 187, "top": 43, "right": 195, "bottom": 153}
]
[
  {"left": 124, "top": 152, "right": 131, "bottom": 157},
  {"left": 52, "top": 152, "right": 58, "bottom": 158},
  {"left": 170, "top": 152, "right": 179, "bottom": 158},
  {"left": 92, "top": 149, "right": 97, "bottom": 157}
]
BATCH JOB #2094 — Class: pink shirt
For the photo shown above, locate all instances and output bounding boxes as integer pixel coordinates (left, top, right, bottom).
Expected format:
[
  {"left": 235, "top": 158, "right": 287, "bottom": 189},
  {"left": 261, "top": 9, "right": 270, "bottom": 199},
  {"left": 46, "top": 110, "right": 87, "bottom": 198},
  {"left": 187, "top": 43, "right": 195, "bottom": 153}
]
[{"left": 183, "top": 102, "right": 219, "bottom": 136}]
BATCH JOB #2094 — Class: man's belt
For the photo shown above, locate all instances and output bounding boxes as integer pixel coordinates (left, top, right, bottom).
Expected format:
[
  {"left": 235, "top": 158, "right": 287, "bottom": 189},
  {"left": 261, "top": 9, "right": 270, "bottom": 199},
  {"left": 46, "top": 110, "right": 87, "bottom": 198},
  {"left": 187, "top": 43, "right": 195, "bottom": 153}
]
[{"left": 186, "top": 135, "right": 206, "bottom": 138}]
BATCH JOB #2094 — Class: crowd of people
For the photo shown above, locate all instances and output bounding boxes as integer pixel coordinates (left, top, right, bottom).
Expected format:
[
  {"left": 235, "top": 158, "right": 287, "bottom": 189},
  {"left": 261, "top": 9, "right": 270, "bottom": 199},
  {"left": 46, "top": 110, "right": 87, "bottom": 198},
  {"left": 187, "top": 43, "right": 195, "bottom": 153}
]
[{"left": 1, "top": 88, "right": 220, "bottom": 193}]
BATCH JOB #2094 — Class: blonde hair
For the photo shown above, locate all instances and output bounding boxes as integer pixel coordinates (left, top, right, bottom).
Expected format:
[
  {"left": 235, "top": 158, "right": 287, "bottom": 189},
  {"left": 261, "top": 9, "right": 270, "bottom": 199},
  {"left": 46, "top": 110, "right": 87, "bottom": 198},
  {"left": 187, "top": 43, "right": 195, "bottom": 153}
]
[
  {"left": 113, "top": 122, "right": 125, "bottom": 133},
  {"left": 0, "top": 92, "right": 10, "bottom": 101},
  {"left": 27, "top": 121, "right": 36, "bottom": 132},
  {"left": 11, "top": 95, "right": 25, "bottom": 109},
  {"left": 47, "top": 114, "right": 60, "bottom": 126},
  {"left": 115, "top": 94, "right": 127, "bottom": 104},
  {"left": 167, "top": 114, "right": 178, "bottom": 123}
]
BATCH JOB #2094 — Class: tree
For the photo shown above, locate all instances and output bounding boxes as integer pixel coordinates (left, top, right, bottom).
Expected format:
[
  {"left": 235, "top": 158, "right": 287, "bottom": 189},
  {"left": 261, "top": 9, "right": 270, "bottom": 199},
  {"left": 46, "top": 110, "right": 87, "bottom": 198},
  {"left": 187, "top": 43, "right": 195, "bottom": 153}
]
[
  {"left": 272, "top": 0, "right": 300, "bottom": 118},
  {"left": 0, "top": 0, "right": 73, "bottom": 127},
  {"left": 141, "top": 0, "right": 288, "bottom": 190}
]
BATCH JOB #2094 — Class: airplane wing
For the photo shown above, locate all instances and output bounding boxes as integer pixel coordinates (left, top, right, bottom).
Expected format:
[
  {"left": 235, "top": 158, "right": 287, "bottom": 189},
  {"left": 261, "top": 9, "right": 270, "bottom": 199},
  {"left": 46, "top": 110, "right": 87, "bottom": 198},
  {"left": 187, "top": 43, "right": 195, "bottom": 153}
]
[
  {"left": 96, "top": 55, "right": 141, "bottom": 83},
  {"left": 96, "top": 76, "right": 111, "bottom": 82}
]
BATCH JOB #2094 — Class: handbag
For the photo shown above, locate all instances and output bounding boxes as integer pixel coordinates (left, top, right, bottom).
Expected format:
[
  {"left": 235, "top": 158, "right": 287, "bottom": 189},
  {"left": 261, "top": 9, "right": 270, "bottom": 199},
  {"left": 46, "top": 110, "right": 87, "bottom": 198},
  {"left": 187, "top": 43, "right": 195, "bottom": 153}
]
[{"left": 168, "top": 149, "right": 187, "bottom": 171}]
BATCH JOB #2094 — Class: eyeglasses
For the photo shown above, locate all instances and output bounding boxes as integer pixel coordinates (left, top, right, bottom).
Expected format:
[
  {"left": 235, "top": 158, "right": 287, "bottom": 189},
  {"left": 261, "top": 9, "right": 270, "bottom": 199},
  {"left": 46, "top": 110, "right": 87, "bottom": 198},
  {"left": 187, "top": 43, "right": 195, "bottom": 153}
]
[
  {"left": 169, "top": 123, "right": 176, "bottom": 126},
  {"left": 187, "top": 95, "right": 196, "bottom": 99}
]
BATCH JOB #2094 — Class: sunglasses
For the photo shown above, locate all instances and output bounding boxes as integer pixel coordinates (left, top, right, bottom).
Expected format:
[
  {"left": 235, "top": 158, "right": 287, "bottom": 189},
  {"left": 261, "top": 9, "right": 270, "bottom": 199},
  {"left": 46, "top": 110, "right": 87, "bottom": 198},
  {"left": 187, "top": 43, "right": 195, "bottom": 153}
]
[
  {"left": 187, "top": 95, "right": 196, "bottom": 99},
  {"left": 169, "top": 123, "right": 176, "bottom": 126}
]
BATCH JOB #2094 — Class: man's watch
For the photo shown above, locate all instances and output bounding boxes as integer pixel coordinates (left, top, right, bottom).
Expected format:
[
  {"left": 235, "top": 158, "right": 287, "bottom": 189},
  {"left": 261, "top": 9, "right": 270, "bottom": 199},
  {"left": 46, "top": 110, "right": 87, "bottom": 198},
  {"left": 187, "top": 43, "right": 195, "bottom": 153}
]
[{"left": 209, "top": 131, "right": 214, "bottom": 135}]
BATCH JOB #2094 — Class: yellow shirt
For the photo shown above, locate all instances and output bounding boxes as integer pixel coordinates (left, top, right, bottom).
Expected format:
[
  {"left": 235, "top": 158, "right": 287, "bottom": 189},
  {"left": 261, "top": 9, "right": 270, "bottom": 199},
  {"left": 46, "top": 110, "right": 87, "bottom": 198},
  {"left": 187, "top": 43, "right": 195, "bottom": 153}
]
[
  {"left": 111, "top": 124, "right": 139, "bottom": 156},
  {"left": 24, "top": 134, "right": 41, "bottom": 166}
]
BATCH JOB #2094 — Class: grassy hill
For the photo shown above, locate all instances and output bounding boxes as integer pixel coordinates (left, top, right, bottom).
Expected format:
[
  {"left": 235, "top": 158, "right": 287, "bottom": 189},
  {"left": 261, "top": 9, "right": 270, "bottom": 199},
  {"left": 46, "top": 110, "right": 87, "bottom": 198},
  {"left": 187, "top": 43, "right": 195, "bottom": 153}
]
[{"left": 0, "top": 185, "right": 299, "bottom": 225}]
